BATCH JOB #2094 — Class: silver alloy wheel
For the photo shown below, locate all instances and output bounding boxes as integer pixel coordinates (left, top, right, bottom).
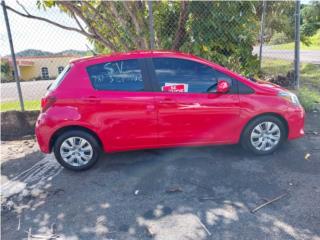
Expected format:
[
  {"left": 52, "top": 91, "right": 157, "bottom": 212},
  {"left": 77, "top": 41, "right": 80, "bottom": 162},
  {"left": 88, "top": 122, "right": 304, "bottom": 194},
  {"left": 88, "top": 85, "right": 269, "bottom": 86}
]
[
  {"left": 60, "top": 137, "right": 93, "bottom": 167},
  {"left": 250, "top": 121, "right": 281, "bottom": 151}
]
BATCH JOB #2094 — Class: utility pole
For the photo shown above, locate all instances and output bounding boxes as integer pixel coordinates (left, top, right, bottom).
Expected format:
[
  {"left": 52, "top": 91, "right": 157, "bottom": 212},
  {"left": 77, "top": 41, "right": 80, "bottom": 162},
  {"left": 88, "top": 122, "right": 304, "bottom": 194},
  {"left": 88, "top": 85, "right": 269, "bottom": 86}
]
[
  {"left": 2, "top": 0, "right": 24, "bottom": 111},
  {"left": 148, "top": 1, "right": 155, "bottom": 49},
  {"left": 294, "top": 0, "right": 301, "bottom": 89},
  {"left": 259, "top": 0, "right": 267, "bottom": 71}
]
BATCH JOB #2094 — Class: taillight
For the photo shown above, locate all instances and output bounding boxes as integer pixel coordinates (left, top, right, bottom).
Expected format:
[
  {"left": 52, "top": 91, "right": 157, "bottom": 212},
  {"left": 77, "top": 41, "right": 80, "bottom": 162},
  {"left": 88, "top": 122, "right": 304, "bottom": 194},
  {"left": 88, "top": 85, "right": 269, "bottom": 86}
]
[{"left": 41, "top": 96, "right": 56, "bottom": 112}]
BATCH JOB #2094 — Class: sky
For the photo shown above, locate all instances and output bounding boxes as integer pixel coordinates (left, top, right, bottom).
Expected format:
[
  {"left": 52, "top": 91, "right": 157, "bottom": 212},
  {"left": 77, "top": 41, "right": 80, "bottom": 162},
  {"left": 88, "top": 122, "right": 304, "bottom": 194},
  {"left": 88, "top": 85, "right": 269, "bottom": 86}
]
[{"left": 0, "top": 0, "right": 90, "bottom": 56}]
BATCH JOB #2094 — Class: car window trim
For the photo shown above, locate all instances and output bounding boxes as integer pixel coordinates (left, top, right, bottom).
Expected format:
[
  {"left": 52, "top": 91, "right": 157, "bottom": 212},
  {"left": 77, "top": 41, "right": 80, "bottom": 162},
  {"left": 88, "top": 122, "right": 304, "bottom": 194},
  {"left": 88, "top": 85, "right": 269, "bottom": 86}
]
[
  {"left": 138, "top": 58, "right": 154, "bottom": 92},
  {"left": 48, "top": 64, "right": 71, "bottom": 91},
  {"left": 143, "top": 58, "right": 159, "bottom": 92}
]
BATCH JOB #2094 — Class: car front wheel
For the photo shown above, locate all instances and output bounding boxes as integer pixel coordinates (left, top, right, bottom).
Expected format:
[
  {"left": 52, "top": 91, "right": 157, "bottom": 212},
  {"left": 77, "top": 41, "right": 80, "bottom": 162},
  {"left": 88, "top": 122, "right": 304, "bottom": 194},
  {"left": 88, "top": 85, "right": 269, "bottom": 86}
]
[
  {"left": 53, "top": 130, "right": 101, "bottom": 171},
  {"left": 241, "top": 116, "right": 286, "bottom": 155}
]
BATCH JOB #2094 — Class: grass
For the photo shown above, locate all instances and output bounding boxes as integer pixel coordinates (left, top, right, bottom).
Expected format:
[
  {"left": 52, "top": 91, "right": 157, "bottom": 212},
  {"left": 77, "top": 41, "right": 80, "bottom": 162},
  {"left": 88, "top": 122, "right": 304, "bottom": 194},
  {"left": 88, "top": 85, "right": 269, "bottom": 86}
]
[
  {"left": 296, "top": 87, "right": 320, "bottom": 111},
  {"left": 261, "top": 58, "right": 293, "bottom": 76},
  {"left": 271, "top": 42, "right": 320, "bottom": 50},
  {"left": 262, "top": 58, "right": 320, "bottom": 90},
  {"left": 270, "top": 31, "right": 320, "bottom": 50},
  {"left": 0, "top": 100, "right": 40, "bottom": 112}
]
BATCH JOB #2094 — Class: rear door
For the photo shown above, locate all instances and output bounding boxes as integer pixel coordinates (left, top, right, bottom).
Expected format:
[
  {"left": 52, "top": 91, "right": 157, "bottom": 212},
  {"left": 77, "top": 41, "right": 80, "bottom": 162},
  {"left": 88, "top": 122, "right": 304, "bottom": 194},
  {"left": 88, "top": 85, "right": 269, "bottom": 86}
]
[
  {"left": 148, "top": 57, "right": 240, "bottom": 146},
  {"left": 85, "top": 58, "right": 157, "bottom": 151}
]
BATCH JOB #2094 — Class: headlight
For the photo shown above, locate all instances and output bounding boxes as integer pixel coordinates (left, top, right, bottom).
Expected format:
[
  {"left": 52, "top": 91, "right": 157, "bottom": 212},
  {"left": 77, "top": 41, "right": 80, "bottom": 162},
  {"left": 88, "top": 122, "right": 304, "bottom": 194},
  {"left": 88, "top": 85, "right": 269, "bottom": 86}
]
[{"left": 278, "top": 91, "right": 300, "bottom": 105}]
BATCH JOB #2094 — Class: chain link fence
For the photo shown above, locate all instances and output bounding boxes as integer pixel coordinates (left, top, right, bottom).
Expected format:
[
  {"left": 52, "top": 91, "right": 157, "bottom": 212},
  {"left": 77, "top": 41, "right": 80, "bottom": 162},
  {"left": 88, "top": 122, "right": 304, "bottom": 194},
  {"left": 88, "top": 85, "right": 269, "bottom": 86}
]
[
  {"left": 1, "top": 0, "right": 91, "bottom": 111},
  {"left": 1, "top": 1, "right": 317, "bottom": 112}
]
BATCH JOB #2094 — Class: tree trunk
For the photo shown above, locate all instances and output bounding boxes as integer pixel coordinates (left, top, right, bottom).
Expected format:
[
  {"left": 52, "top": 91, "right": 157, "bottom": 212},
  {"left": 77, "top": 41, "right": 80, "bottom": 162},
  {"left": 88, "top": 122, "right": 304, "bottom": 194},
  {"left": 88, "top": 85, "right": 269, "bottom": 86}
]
[{"left": 172, "top": 2, "right": 189, "bottom": 50}]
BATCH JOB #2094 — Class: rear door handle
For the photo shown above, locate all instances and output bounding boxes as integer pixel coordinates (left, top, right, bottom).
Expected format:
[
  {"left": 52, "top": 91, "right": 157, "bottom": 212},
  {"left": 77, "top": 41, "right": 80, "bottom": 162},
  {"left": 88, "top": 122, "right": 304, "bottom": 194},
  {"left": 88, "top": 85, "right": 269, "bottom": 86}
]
[{"left": 159, "top": 98, "right": 176, "bottom": 104}]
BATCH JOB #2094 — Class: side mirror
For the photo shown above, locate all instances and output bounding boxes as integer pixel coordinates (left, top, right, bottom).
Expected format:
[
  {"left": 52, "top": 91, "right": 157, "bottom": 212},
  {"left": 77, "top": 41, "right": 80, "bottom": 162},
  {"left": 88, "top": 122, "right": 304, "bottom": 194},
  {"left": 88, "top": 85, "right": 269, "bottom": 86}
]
[{"left": 216, "top": 80, "right": 230, "bottom": 93}]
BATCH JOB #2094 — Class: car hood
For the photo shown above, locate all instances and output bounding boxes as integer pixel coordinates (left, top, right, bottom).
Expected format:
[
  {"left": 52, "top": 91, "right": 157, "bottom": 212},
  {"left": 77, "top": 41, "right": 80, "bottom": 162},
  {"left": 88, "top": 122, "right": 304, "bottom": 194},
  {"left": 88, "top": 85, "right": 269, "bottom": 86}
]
[{"left": 253, "top": 79, "right": 287, "bottom": 94}]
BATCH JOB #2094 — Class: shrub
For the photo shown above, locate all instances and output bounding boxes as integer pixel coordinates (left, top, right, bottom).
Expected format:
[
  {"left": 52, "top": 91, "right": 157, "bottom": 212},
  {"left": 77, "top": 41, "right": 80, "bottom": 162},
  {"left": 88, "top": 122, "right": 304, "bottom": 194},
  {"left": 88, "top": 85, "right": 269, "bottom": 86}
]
[{"left": 269, "top": 32, "right": 291, "bottom": 45}]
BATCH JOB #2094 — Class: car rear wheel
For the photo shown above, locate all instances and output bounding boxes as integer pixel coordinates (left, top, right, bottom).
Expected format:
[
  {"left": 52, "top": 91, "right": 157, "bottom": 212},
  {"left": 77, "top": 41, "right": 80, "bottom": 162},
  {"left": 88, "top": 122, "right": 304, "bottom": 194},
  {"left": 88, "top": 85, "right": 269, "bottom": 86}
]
[
  {"left": 241, "top": 116, "right": 286, "bottom": 155},
  {"left": 53, "top": 130, "right": 101, "bottom": 171}
]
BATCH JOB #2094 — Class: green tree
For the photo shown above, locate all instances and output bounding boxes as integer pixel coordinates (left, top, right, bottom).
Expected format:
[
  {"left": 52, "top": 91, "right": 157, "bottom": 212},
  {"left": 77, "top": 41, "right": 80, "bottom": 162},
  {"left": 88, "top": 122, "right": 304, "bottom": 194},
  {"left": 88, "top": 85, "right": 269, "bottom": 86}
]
[
  {"left": 301, "top": 2, "right": 320, "bottom": 37},
  {"left": 259, "top": 1, "right": 320, "bottom": 45},
  {"left": 187, "top": 1, "right": 260, "bottom": 75},
  {"left": 4, "top": 1, "right": 262, "bottom": 74},
  {"left": 1, "top": 60, "right": 13, "bottom": 81},
  {"left": 256, "top": 1, "right": 295, "bottom": 43}
]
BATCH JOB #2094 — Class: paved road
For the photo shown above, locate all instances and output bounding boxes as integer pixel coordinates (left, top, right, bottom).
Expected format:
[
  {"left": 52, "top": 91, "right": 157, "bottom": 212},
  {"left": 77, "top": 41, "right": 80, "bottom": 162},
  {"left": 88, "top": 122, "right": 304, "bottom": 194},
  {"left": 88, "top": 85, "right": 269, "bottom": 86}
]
[
  {"left": 0, "top": 80, "right": 53, "bottom": 102},
  {"left": 253, "top": 46, "right": 320, "bottom": 64},
  {"left": 1, "top": 112, "right": 320, "bottom": 240}
]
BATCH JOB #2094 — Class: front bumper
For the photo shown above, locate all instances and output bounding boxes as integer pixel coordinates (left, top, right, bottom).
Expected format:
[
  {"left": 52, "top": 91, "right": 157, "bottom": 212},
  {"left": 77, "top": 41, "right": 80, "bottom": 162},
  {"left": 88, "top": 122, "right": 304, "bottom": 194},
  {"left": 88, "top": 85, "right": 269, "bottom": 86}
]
[{"left": 286, "top": 106, "right": 305, "bottom": 140}]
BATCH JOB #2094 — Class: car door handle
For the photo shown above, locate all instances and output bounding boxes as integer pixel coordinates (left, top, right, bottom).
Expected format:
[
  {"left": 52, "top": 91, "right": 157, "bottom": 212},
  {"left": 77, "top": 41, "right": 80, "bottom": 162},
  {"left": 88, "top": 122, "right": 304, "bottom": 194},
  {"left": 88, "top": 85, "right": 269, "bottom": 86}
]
[
  {"left": 159, "top": 98, "right": 176, "bottom": 104},
  {"left": 83, "top": 96, "right": 101, "bottom": 103},
  {"left": 146, "top": 104, "right": 156, "bottom": 113}
]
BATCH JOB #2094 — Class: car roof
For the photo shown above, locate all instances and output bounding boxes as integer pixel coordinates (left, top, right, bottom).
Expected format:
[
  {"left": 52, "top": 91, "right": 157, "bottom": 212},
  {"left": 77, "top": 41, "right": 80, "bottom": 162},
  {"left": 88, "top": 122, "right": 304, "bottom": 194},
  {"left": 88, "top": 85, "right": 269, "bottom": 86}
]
[{"left": 70, "top": 50, "right": 201, "bottom": 65}]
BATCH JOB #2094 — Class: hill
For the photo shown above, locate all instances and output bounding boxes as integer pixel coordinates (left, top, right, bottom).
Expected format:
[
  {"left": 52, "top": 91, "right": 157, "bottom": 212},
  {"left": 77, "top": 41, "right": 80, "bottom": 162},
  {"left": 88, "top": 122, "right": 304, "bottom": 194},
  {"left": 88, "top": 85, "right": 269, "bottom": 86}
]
[
  {"left": 7, "top": 49, "right": 88, "bottom": 57},
  {"left": 15, "top": 49, "right": 53, "bottom": 57}
]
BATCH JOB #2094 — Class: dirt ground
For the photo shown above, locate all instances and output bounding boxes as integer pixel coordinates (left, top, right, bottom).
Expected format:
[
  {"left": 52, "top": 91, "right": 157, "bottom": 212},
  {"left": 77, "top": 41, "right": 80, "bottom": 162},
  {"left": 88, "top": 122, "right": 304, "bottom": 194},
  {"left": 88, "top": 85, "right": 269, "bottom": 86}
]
[{"left": 1, "top": 112, "right": 320, "bottom": 240}]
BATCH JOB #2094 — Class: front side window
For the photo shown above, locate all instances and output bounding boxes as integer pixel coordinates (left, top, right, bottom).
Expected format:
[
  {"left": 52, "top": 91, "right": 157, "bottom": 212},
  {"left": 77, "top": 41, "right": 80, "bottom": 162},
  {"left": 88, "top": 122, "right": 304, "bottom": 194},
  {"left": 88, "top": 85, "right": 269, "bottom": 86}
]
[
  {"left": 152, "top": 58, "right": 233, "bottom": 93},
  {"left": 86, "top": 59, "right": 144, "bottom": 91},
  {"left": 41, "top": 67, "right": 49, "bottom": 79}
]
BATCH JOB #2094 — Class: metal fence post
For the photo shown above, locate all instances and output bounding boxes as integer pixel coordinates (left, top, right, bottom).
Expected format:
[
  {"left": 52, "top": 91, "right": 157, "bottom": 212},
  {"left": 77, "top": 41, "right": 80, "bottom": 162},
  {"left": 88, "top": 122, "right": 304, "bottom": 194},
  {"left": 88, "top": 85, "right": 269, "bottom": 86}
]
[
  {"left": 294, "top": 0, "right": 301, "bottom": 89},
  {"left": 259, "top": 0, "right": 266, "bottom": 71},
  {"left": 2, "top": 0, "right": 24, "bottom": 111},
  {"left": 148, "top": 1, "right": 155, "bottom": 49}
]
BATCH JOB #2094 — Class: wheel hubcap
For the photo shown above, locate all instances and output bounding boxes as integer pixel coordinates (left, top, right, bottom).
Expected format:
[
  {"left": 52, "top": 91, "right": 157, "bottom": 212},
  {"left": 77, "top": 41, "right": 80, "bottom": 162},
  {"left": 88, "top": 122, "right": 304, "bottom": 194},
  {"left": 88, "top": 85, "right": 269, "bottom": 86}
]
[
  {"left": 60, "top": 137, "right": 93, "bottom": 167},
  {"left": 250, "top": 121, "right": 281, "bottom": 151}
]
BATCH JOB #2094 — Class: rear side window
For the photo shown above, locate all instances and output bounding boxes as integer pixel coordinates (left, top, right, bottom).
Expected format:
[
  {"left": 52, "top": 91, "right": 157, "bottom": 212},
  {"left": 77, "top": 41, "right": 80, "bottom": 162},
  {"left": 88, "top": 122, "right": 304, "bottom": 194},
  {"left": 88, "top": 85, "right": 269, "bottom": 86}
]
[
  {"left": 48, "top": 64, "right": 71, "bottom": 91},
  {"left": 152, "top": 58, "right": 233, "bottom": 93},
  {"left": 86, "top": 59, "right": 144, "bottom": 91}
]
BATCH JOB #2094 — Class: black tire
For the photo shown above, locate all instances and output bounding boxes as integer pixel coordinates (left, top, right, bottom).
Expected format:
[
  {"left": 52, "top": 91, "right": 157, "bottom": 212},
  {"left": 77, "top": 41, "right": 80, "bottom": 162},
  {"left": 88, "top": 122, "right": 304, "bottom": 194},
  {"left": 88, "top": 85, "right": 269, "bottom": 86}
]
[
  {"left": 241, "top": 115, "right": 287, "bottom": 155},
  {"left": 53, "top": 130, "right": 101, "bottom": 171}
]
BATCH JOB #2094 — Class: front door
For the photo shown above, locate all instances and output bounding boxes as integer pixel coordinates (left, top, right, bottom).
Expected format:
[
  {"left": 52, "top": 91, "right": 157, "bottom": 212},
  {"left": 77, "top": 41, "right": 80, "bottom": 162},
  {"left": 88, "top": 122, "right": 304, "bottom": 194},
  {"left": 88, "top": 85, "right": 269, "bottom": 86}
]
[{"left": 149, "top": 57, "right": 240, "bottom": 146}]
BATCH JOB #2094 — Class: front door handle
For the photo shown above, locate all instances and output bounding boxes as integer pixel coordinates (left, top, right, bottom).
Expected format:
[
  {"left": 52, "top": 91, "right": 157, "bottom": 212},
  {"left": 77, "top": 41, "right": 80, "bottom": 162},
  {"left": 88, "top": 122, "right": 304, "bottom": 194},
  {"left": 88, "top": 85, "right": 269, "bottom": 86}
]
[
  {"left": 159, "top": 98, "right": 176, "bottom": 104},
  {"left": 83, "top": 96, "right": 101, "bottom": 103},
  {"left": 146, "top": 104, "right": 156, "bottom": 113}
]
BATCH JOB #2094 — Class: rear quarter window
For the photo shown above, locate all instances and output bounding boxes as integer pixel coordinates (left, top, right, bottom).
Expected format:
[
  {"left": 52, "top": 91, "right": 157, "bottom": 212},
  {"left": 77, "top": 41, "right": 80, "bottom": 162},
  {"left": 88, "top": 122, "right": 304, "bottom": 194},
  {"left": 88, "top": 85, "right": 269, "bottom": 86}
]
[{"left": 86, "top": 59, "right": 144, "bottom": 91}]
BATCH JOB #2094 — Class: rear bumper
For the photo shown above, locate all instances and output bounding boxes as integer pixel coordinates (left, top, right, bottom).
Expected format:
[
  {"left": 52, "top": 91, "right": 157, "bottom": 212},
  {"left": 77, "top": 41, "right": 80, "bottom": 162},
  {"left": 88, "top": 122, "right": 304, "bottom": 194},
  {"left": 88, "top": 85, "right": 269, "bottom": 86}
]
[
  {"left": 35, "top": 113, "right": 52, "bottom": 153},
  {"left": 286, "top": 106, "right": 305, "bottom": 140}
]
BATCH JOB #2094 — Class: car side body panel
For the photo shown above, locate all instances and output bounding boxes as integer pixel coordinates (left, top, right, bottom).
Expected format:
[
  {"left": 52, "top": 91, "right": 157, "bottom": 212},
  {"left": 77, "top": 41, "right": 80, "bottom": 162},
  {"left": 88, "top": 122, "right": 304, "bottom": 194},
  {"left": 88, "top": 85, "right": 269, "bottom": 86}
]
[
  {"left": 35, "top": 50, "right": 305, "bottom": 154},
  {"left": 154, "top": 92, "right": 241, "bottom": 146}
]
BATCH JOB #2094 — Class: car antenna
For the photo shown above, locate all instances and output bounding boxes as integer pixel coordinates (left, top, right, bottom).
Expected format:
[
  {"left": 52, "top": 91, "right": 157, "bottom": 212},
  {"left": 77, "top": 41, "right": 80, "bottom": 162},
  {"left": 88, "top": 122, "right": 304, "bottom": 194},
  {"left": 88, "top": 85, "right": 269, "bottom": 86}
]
[{"left": 86, "top": 44, "right": 97, "bottom": 56}]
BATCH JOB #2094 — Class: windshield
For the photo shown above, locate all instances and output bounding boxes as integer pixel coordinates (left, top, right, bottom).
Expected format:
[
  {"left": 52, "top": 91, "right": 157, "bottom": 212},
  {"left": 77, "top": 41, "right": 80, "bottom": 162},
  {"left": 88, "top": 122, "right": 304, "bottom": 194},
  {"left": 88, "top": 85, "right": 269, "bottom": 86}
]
[{"left": 48, "top": 64, "right": 71, "bottom": 91}]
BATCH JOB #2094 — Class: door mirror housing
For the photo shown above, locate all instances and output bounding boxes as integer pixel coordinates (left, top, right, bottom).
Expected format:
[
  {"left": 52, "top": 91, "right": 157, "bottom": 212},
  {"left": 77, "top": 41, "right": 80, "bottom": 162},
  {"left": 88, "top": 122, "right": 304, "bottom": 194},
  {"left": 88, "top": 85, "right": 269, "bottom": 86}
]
[{"left": 216, "top": 80, "right": 230, "bottom": 93}]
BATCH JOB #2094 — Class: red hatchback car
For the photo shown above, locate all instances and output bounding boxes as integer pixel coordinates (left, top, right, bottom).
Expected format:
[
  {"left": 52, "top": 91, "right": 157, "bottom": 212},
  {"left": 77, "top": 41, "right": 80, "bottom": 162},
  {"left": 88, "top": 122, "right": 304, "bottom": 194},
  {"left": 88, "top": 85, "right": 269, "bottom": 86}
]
[{"left": 35, "top": 51, "right": 304, "bottom": 170}]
